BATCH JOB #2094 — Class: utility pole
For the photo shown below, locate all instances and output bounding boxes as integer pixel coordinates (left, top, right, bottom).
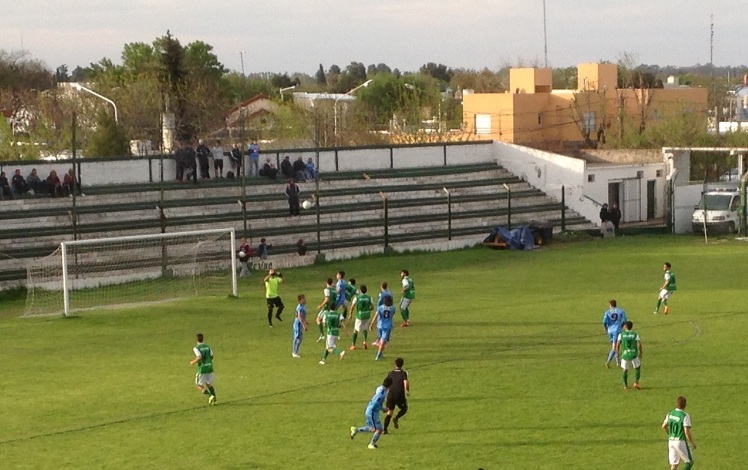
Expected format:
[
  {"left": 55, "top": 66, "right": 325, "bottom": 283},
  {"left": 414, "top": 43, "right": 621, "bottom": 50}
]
[
  {"left": 542, "top": 0, "right": 548, "bottom": 68},
  {"left": 710, "top": 14, "right": 719, "bottom": 134},
  {"left": 239, "top": 51, "right": 245, "bottom": 77}
]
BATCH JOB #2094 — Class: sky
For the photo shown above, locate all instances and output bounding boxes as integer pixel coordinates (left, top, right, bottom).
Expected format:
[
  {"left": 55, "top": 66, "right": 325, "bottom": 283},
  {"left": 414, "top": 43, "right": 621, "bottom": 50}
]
[{"left": 2, "top": 0, "right": 746, "bottom": 76}]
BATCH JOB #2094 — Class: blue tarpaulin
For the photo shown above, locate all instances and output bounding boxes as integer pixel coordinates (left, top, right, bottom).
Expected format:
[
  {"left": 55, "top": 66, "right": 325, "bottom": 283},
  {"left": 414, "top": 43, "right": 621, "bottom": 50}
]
[{"left": 482, "top": 225, "right": 538, "bottom": 250}]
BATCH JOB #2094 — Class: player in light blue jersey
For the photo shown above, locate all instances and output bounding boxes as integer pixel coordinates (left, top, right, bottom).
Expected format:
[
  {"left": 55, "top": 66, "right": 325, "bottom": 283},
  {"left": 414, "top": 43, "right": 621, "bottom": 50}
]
[
  {"left": 373, "top": 282, "right": 393, "bottom": 347},
  {"left": 350, "top": 377, "right": 393, "bottom": 449},
  {"left": 370, "top": 296, "right": 395, "bottom": 361},
  {"left": 377, "top": 282, "right": 393, "bottom": 307},
  {"left": 335, "top": 271, "right": 348, "bottom": 316},
  {"left": 602, "top": 299, "right": 627, "bottom": 368},
  {"left": 292, "top": 294, "right": 308, "bottom": 358}
]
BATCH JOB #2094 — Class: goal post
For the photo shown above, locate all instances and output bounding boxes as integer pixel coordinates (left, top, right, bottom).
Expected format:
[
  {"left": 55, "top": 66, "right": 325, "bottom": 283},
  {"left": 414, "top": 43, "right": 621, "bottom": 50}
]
[{"left": 26, "top": 228, "right": 238, "bottom": 317}]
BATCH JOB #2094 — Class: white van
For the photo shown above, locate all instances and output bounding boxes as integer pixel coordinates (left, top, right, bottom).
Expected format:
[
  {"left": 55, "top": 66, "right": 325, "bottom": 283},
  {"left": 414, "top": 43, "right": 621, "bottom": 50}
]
[{"left": 691, "top": 187, "right": 741, "bottom": 233}]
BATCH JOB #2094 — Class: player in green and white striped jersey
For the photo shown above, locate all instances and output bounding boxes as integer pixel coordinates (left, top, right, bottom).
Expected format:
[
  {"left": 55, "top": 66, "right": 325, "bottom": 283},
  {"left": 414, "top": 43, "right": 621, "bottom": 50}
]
[
  {"left": 654, "top": 262, "right": 677, "bottom": 315},
  {"left": 399, "top": 269, "right": 415, "bottom": 327},
  {"left": 316, "top": 277, "right": 336, "bottom": 342},
  {"left": 662, "top": 396, "right": 697, "bottom": 470},
  {"left": 189, "top": 333, "right": 216, "bottom": 405},
  {"left": 615, "top": 321, "right": 642, "bottom": 390},
  {"left": 349, "top": 284, "right": 373, "bottom": 350}
]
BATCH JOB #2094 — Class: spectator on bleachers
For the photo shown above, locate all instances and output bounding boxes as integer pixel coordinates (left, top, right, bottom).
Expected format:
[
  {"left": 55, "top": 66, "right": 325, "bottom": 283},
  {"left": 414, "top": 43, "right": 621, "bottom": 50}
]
[
  {"left": 297, "top": 238, "right": 308, "bottom": 256},
  {"left": 27, "top": 168, "right": 45, "bottom": 195},
  {"left": 260, "top": 158, "right": 278, "bottom": 180},
  {"left": 230, "top": 143, "right": 243, "bottom": 175},
  {"left": 305, "top": 157, "right": 317, "bottom": 180},
  {"left": 258, "top": 238, "right": 271, "bottom": 260},
  {"left": 286, "top": 179, "right": 301, "bottom": 216},
  {"left": 63, "top": 168, "right": 83, "bottom": 197},
  {"left": 0, "top": 171, "right": 13, "bottom": 199},
  {"left": 293, "top": 156, "right": 307, "bottom": 181},
  {"left": 185, "top": 141, "right": 198, "bottom": 184},
  {"left": 174, "top": 141, "right": 188, "bottom": 181},
  {"left": 212, "top": 140, "right": 225, "bottom": 178},
  {"left": 280, "top": 155, "right": 293, "bottom": 179},
  {"left": 11, "top": 169, "right": 29, "bottom": 196},
  {"left": 195, "top": 139, "right": 211, "bottom": 179},
  {"left": 46, "top": 170, "right": 63, "bottom": 197},
  {"left": 248, "top": 139, "right": 261, "bottom": 177}
]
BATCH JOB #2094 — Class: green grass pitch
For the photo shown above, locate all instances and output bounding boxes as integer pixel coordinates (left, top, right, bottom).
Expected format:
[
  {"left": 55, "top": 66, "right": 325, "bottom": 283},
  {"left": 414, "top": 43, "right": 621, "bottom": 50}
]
[{"left": 2, "top": 236, "right": 747, "bottom": 469}]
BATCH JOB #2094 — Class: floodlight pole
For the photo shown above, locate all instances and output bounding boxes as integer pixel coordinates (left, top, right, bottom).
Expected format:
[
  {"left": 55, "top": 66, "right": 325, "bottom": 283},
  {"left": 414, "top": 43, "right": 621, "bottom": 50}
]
[
  {"left": 334, "top": 79, "right": 373, "bottom": 141},
  {"left": 380, "top": 191, "right": 389, "bottom": 251},
  {"left": 72, "top": 83, "right": 118, "bottom": 124},
  {"left": 503, "top": 183, "right": 512, "bottom": 229},
  {"left": 444, "top": 187, "right": 452, "bottom": 240},
  {"left": 280, "top": 85, "right": 297, "bottom": 102}
]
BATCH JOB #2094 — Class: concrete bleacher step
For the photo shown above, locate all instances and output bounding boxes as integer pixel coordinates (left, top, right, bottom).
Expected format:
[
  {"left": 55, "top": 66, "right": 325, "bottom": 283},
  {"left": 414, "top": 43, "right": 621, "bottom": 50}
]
[{"left": 0, "top": 161, "right": 593, "bottom": 286}]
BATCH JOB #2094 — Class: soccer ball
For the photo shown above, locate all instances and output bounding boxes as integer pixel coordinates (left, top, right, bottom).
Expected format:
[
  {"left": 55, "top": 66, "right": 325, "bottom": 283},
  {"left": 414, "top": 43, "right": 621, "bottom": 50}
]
[
  {"left": 239, "top": 251, "right": 246, "bottom": 258},
  {"left": 302, "top": 200, "right": 313, "bottom": 210}
]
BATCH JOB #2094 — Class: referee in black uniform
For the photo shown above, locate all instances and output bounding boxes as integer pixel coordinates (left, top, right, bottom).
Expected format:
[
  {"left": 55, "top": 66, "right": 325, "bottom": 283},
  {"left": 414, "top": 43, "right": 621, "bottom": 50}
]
[{"left": 383, "top": 357, "right": 409, "bottom": 433}]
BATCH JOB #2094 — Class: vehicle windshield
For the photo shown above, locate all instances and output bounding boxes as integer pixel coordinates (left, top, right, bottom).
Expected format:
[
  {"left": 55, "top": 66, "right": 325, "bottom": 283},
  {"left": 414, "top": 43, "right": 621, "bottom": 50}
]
[{"left": 697, "top": 194, "right": 733, "bottom": 210}]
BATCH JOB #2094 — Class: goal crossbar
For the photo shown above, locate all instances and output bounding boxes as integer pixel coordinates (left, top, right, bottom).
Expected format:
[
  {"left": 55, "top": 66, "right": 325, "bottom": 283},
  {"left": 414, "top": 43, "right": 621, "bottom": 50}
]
[{"left": 53, "top": 228, "right": 238, "bottom": 316}]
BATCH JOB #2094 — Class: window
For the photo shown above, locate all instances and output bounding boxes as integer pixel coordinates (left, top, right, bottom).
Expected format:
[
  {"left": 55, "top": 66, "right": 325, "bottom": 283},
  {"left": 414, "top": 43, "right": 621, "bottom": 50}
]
[
  {"left": 537, "top": 113, "right": 544, "bottom": 126},
  {"left": 656, "top": 170, "right": 663, "bottom": 177},
  {"left": 587, "top": 174, "right": 595, "bottom": 182},
  {"left": 582, "top": 112, "right": 596, "bottom": 133},
  {"left": 475, "top": 114, "right": 491, "bottom": 135}
]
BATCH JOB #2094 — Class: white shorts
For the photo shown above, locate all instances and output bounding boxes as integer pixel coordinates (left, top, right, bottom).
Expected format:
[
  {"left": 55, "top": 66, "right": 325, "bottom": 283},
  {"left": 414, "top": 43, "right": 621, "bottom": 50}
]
[
  {"left": 354, "top": 318, "right": 370, "bottom": 332},
  {"left": 195, "top": 372, "right": 215, "bottom": 386},
  {"left": 668, "top": 439, "right": 693, "bottom": 465},
  {"left": 620, "top": 357, "right": 641, "bottom": 370},
  {"left": 659, "top": 289, "right": 673, "bottom": 300},
  {"left": 399, "top": 298, "right": 412, "bottom": 310},
  {"left": 326, "top": 335, "right": 338, "bottom": 350}
]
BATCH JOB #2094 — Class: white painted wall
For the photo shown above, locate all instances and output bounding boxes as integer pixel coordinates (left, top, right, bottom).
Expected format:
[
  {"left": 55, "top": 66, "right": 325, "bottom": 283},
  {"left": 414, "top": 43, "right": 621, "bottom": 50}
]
[
  {"left": 338, "top": 148, "right": 390, "bottom": 170},
  {"left": 493, "top": 142, "right": 598, "bottom": 223},
  {"left": 674, "top": 184, "right": 703, "bottom": 233},
  {"left": 1, "top": 142, "right": 496, "bottom": 185},
  {"left": 446, "top": 143, "right": 495, "bottom": 164},
  {"left": 393, "top": 145, "right": 444, "bottom": 168},
  {"left": 584, "top": 163, "right": 667, "bottom": 221}
]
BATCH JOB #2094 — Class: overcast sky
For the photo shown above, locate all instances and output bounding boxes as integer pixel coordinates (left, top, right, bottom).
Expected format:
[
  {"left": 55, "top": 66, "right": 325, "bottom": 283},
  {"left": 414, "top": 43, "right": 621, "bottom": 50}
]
[{"left": 2, "top": 0, "right": 745, "bottom": 75}]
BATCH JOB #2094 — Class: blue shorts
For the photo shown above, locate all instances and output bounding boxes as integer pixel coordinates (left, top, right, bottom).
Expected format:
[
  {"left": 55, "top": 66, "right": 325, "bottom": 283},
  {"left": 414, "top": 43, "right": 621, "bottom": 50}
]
[
  {"left": 608, "top": 331, "right": 619, "bottom": 343},
  {"left": 365, "top": 409, "right": 382, "bottom": 430},
  {"left": 293, "top": 322, "right": 303, "bottom": 340},
  {"left": 378, "top": 328, "right": 391, "bottom": 343}
]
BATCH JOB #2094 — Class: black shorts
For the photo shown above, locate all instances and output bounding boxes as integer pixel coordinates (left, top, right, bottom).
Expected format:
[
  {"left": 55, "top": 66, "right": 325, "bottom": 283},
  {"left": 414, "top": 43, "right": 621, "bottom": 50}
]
[
  {"left": 267, "top": 297, "right": 284, "bottom": 308},
  {"left": 214, "top": 159, "right": 224, "bottom": 170},
  {"left": 386, "top": 393, "right": 407, "bottom": 410}
]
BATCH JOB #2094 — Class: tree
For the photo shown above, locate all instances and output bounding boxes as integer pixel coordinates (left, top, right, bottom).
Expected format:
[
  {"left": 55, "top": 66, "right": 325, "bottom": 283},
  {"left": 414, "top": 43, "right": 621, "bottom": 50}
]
[
  {"left": 334, "top": 62, "right": 367, "bottom": 92},
  {"left": 419, "top": 62, "right": 453, "bottom": 83},
  {"left": 552, "top": 66, "right": 577, "bottom": 89},
  {"left": 367, "top": 63, "right": 392, "bottom": 76},
  {"left": 270, "top": 73, "right": 296, "bottom": 89},
  {"left": 83, "top": 110, "right": 129, "bottom": 157},
  {"left": 70, "top": 66, "right": 88, "bottom": 82},
  {"left": 315, "top": 64, "right": 326, "bottom": 86},
  {"left": 0, "top": 50, "right": 54, "bottom": 91},
  {"left": 327, "top": 64, "right": 341, "bottom": 89},
  {"left": 55, "top": 65, "right": 70, "bottom": 83}
]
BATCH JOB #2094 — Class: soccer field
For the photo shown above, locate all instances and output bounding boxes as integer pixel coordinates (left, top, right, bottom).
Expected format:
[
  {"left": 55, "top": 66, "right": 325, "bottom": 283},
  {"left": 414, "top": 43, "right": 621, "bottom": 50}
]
[{"left": 2, "top": 236, "right": 747, "bottom": 469}]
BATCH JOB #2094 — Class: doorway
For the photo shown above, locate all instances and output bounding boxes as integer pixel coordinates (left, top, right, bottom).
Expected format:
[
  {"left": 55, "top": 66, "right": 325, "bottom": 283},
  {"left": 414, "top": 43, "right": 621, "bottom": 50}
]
[
  {"left": 608, "top": 182, "right": 620, "bottom": 207},
  {"left": 647, "top": 180, "right": 656, "bottom": 219}
]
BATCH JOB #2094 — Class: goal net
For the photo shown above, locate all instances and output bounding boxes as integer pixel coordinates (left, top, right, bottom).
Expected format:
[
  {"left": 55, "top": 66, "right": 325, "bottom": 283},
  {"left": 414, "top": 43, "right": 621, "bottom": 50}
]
[{"left": 25, "top": 228, "right": 237, "bottom": 317}]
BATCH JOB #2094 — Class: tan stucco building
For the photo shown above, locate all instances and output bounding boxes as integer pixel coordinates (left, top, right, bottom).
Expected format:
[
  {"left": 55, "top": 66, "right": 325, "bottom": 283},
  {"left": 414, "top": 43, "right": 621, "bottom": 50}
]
[{"left": 463, "top": 63, "right": 708, "bottom": 149}]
